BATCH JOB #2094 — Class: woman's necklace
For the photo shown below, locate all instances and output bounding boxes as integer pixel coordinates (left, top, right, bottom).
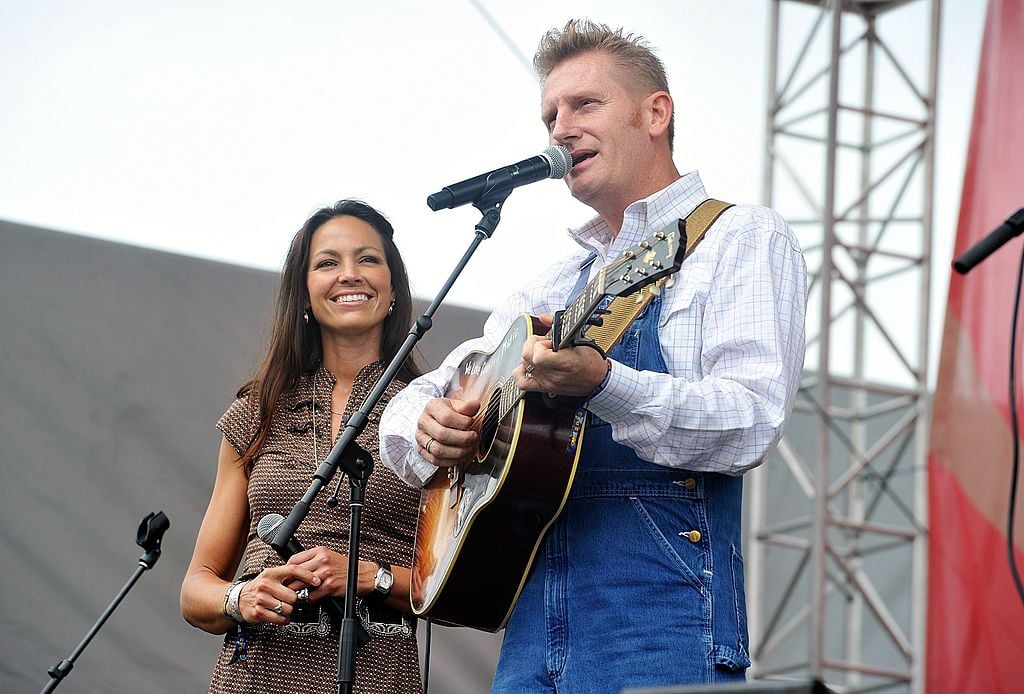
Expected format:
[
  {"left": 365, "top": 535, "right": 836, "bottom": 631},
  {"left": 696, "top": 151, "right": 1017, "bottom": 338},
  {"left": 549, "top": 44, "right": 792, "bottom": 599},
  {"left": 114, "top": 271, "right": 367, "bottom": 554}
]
[
  {"left": 312, "top": 369, "right": 348, "bottom": 463},
  {"left": 312, "top": 370, "right": 320, "bottom": 465},
  {"left": 313, "top": 369, "right": 351, "bottom": 503}
]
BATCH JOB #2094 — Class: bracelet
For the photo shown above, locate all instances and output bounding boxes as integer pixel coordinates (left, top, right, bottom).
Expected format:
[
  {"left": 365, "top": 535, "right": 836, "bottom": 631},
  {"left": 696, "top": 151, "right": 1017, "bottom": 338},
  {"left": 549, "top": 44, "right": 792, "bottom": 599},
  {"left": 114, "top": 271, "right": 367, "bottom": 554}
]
[
  {"left": 221, "top": 581, "right": 233, "bottom": 619},
  {"left": 586, "top": 359, "right": 613, "bottom": 401},
  {"left": 227, "top": 581, "right": 247, "bottom": 623},
  {"left": 223, "top": 580, "right": 248, "bottom": 624}
]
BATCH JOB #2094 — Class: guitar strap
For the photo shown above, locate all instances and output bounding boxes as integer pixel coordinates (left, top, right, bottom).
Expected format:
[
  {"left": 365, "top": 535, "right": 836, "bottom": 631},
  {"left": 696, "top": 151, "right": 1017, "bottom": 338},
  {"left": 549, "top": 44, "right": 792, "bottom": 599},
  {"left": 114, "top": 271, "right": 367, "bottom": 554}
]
[{"left": 578, "top": 198, "right": 734, "bottom": 354}]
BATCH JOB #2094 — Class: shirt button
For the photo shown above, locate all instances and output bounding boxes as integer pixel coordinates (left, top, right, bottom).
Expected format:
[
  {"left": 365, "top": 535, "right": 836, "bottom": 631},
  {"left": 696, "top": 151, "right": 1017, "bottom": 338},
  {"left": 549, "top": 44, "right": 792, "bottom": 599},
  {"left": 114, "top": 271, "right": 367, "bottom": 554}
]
[
  {"left": 679, "top": 530, "right": 702, "bottom": 543},
  {"left": 683, "top": 478, "right": 697, "bottom": 490}
]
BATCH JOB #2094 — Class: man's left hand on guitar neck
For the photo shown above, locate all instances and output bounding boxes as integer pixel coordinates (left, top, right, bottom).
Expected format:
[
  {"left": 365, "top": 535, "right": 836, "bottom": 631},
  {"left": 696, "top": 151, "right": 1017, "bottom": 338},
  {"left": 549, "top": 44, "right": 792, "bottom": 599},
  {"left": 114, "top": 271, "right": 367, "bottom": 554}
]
[{"left": 514, "top": 314, "right": 611, "bottom": 398}]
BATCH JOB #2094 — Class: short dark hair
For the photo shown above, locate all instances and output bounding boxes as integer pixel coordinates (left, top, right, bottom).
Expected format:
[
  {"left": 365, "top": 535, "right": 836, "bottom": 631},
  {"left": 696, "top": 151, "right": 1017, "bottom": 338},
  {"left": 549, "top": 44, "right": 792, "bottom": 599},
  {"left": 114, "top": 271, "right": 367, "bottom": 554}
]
[{"left": 534, "top": 18, "right": 674, "bottom": 150}]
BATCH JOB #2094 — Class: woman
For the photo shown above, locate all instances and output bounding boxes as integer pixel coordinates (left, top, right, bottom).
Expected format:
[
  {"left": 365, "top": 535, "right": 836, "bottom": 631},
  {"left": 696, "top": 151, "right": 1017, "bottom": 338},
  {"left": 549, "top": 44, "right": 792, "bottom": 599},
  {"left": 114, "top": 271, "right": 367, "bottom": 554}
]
[{"left": 181, "top": 200, "right": 424, "bottom": 693}]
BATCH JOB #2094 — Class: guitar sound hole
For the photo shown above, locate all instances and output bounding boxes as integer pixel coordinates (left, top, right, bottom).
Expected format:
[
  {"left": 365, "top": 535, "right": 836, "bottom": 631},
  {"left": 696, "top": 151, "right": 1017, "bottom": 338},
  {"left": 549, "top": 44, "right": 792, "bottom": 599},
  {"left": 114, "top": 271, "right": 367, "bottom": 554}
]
[{"left": 478, "top": 388, "right": 501, "bottom": 458}]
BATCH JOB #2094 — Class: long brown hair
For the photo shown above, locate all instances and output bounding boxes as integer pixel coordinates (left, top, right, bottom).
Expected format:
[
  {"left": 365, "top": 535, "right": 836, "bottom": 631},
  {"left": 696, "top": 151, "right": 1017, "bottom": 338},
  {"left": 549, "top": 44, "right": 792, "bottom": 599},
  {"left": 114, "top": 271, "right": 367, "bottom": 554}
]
[{"left": 237, "top": 199, "right": 422, "bottom": 467}]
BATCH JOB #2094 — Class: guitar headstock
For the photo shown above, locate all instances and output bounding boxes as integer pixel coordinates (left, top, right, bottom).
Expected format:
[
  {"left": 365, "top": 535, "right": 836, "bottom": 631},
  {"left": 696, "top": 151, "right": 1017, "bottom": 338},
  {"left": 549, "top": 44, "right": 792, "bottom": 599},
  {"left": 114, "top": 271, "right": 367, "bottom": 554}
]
[
  {"left": 550, "top": 218, "right": 689, "bottom": 351},
  {"left": 602, "top": 219, "right": 687, "bottom": 298}
]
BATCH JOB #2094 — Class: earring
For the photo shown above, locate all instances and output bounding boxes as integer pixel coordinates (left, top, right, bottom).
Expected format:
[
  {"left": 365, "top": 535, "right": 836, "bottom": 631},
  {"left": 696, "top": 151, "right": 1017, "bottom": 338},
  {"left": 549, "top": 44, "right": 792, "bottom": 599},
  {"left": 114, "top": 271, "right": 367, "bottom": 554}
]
[
  {"left": 303, "top": 310, "right": 309, "bottom": 324},
  {"left": 388, "top": 300, "right": 395, "bottom": 316}
]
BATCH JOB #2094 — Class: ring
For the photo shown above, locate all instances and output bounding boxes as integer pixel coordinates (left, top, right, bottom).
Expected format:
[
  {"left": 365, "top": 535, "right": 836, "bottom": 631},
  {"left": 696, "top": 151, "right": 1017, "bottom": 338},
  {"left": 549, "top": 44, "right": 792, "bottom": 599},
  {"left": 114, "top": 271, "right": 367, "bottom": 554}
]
[
  {"left": 296, "top": 588, "right": 309, "bottom": 604},
  {"left": 425, "top": 436, "right": 435, "bottom": 454},
  {"left": 271, "top": 600, "right": 284, "bottom": 615},
  {"left": 525, "top": 364, "right": 534, "bottom": 375}
]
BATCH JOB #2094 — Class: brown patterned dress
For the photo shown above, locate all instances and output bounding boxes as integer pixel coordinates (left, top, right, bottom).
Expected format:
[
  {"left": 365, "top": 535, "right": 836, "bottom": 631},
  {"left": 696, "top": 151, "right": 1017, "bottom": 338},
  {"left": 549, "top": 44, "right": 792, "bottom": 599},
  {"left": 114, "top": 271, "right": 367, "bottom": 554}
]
[{"left": 208, "top": 362, "right": 422, "bottom": 694}]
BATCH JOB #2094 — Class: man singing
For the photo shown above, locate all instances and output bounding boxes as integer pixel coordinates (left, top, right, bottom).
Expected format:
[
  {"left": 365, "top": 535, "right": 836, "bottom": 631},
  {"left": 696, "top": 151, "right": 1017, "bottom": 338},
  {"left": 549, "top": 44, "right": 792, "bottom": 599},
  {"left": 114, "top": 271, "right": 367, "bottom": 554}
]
[{"left": 380, "top": 18, "right": 807, "bottom": 692}]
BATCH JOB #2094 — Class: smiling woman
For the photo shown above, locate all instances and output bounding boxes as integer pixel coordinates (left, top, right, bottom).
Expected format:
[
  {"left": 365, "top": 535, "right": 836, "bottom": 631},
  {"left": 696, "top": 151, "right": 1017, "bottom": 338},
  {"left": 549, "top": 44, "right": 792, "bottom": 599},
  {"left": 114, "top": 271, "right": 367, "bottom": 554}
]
[
  {"left": 307, "top": 215, "right": 395, "bottom": 353},
  {"left": 180, "top": 199, "right": 426, "bottom": 694}
]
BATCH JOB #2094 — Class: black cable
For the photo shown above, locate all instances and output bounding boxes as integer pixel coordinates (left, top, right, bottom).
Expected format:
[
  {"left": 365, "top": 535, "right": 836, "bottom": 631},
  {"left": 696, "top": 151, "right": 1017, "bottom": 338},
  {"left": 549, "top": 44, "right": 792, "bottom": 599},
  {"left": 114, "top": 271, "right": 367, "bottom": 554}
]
[{"left": 1006, "top": 246, "right": 1024, "bottom": 605}]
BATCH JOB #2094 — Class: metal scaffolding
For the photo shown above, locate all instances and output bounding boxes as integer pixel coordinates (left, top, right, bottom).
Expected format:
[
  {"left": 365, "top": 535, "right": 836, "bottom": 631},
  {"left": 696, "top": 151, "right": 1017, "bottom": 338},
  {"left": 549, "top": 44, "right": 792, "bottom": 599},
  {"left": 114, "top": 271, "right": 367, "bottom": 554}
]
[{"left": 749, "top": 0, "right": 940, "bottom": 691}]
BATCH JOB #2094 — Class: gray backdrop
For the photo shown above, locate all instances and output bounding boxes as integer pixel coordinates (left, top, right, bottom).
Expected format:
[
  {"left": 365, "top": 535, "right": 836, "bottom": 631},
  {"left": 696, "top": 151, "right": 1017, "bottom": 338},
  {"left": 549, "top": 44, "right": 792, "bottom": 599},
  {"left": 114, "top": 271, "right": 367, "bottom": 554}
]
[
  {"left": 0, "top": 219, "right": 501, "bottom": 693},
  {"left": 1, "top": 219, "right": 911, "bottom": 693}
]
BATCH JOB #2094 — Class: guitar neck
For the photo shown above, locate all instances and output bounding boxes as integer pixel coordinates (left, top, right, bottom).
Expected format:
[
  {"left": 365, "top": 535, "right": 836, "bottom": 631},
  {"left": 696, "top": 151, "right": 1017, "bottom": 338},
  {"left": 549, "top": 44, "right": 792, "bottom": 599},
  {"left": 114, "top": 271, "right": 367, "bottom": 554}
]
[
  {"left": 552, "top": 266, "right": 607, "bottom": 351},
  {"left": 479, "top": 221, "right": 684, "bottom": 425}
]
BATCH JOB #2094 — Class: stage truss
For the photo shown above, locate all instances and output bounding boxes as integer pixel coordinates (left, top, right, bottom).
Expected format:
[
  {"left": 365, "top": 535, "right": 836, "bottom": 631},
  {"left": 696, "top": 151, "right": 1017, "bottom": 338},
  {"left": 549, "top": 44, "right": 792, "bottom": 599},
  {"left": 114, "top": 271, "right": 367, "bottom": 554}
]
[{"left": 748, "top": 1, "right": 940, "bottom": 692}]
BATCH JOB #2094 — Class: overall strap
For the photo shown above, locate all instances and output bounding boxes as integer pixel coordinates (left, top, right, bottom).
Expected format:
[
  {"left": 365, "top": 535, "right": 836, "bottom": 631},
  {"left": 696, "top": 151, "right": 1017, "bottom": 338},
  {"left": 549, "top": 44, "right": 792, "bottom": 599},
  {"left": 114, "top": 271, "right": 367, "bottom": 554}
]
[{"left": 566, "top": 251, "right": 599, "bottom": 308}]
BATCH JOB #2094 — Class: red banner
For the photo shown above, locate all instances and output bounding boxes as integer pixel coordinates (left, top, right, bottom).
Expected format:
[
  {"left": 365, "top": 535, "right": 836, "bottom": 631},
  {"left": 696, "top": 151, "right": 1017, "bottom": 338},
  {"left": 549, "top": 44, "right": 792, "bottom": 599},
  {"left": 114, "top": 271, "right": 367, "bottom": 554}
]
[{"left": 927, "top": 0, "right": 1024, "bottom": 691}]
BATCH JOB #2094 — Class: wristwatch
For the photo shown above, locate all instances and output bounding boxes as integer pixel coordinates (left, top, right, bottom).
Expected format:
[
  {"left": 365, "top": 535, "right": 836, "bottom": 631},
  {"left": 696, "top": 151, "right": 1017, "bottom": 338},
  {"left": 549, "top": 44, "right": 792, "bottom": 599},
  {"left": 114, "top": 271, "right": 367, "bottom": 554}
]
[{"left": 373, "top": 561, "right": 394, "bottom": 599}]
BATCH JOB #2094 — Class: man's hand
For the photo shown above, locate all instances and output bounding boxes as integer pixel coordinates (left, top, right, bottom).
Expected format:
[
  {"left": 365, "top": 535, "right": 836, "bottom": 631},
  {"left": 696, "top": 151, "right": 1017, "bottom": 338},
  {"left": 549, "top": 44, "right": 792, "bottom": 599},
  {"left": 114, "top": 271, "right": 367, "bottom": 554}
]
[
  {"left": 416, "top": 397, "right": 481, "bottom": 467},
  {"left": 514, "top": 314, "right": 610, "bottom": 396}
]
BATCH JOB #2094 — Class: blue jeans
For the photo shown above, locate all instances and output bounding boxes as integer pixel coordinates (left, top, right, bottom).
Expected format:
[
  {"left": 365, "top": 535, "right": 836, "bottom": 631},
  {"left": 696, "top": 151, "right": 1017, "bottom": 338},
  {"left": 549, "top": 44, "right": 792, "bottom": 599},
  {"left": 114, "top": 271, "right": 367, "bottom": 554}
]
[{"left": 492, "top": 295, "right": 750, "bottom": 693}]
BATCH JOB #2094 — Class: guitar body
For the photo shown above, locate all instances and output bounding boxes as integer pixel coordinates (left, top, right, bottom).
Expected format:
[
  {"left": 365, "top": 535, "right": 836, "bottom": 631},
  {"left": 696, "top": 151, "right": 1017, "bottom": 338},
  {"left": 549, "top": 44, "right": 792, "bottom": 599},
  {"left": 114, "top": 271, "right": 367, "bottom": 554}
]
[{"left": 411, "top": 314, "right": 586, "bottom": 631}]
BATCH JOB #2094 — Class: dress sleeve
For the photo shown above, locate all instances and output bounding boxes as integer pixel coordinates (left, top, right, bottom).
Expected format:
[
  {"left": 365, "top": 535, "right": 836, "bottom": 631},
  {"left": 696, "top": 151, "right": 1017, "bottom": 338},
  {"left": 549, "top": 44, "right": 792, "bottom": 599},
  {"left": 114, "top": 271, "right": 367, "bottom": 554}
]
[{"left": 215, "top": 394, "right": 260, "bottom": 458}]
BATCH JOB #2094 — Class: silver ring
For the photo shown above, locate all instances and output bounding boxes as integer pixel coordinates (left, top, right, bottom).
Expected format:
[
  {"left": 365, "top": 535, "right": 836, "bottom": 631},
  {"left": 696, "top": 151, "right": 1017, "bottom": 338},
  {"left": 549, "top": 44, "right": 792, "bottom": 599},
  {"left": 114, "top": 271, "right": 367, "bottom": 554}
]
[
  {"left": 271, "top": 600, "right": 284, "bottom": 615},
  {"left": 425, "top": 436, "right": 435, "bottom": 454},
  {"left": 525, "top": 364, "right": 534, "bottom": 375},
  {"left": 296, "top": 588, "right": 309, "bottom": 603}
]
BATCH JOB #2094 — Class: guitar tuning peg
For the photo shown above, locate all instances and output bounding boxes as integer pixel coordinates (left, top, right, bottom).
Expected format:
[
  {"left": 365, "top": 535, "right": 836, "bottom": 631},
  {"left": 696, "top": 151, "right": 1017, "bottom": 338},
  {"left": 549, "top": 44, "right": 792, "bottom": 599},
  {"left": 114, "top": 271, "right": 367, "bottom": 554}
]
[
  {"left": 665, "top": 276, "right": 676, "bottom": 288},
  {"left": 586, "top": 316, "right": 605, "bottom": 327},
  {"left": 648, "top": 284, "right": 661, "bottom": 297}
]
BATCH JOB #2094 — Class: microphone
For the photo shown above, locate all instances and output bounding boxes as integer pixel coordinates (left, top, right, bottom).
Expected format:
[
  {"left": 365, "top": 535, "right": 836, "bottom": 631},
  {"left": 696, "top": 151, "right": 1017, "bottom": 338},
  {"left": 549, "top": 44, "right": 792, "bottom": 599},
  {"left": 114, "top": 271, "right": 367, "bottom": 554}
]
[
  {"left": 953, "top": 208, "right": 1024, "bottom": 275},
  {"left": 426, "top": 145, "right": 574, "bottom": 211},
  {"left": 257, "top": 513, "right": 304, "bottom": 557},
  {"left": 257, "top": 513, "right": 369, "bottom": 645}
]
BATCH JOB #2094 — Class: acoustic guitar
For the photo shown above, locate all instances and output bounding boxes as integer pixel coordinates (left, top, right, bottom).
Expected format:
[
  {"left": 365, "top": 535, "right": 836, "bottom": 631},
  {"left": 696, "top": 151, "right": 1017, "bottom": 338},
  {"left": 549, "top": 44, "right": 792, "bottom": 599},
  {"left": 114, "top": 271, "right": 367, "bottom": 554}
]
[{"left": 410, "top": 220, "right": 690, "bottom": 631}]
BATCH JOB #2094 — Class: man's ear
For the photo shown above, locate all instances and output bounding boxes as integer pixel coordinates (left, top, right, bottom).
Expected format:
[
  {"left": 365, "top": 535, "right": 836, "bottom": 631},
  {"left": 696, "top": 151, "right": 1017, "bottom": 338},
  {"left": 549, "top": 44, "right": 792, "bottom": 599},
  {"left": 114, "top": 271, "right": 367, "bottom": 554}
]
[{"left": 646, "top": 91, "right": 673, "bottom": 139}]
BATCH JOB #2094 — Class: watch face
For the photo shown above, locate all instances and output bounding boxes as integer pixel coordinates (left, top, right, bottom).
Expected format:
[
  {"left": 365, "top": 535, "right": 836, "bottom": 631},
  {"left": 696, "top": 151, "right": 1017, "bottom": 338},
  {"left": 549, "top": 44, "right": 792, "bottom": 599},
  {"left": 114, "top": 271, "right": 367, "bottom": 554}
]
[{"left": 376, "top": 568, "right": 394, "bottom": 593}]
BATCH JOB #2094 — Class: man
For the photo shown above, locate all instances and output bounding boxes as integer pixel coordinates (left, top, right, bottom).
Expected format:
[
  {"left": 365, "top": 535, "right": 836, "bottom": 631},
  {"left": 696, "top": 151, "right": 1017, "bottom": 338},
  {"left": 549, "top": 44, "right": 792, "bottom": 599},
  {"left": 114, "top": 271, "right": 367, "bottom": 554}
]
[{"left": 380, "top": 19, "right": 807, "bottom": 692}]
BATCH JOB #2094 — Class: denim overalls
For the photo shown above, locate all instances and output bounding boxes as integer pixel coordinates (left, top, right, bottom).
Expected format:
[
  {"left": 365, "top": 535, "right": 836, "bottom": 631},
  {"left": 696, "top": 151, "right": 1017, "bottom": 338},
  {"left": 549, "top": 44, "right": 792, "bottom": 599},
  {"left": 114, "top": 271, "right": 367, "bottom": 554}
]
[{"left": 492, "top": 266, "right": 751, "bottom": 693}]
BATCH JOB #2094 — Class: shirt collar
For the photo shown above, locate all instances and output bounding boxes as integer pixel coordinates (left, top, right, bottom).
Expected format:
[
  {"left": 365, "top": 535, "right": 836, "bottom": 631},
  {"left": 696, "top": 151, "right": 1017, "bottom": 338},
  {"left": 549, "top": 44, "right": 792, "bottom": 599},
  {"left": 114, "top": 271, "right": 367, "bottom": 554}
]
[{"left": 567, "top": 170, "right": 709, "bottom": 260}]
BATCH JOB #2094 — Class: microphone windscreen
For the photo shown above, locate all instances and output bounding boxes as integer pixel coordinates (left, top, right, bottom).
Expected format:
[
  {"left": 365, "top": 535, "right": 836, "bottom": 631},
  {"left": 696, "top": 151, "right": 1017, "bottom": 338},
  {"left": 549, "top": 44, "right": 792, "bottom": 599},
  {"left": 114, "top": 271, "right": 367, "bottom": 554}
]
[
  {"left": 257, "top": 513, "right": 286, "bottom": 544},
  {"left": 545, "top": 145, "right": 573, "bottom": 179}
]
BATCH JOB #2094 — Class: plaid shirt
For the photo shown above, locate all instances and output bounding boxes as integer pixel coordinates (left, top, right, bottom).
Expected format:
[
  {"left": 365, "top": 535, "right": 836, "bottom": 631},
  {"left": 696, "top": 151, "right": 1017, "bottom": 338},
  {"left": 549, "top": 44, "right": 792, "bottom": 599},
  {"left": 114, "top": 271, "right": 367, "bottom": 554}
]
[{"left": 380, "top": 171, "right": 807, "bottom": 486}]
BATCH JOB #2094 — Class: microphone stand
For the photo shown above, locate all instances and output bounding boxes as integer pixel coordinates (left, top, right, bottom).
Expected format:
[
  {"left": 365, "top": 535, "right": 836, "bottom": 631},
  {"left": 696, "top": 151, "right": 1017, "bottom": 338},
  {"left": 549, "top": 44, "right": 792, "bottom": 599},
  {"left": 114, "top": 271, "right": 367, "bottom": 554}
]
[
  {"left": 41, "top": 511, "right": 170, "bottom": 694},
  {"left": 270, "top": 183, "right": 515, "bottom": 694}
]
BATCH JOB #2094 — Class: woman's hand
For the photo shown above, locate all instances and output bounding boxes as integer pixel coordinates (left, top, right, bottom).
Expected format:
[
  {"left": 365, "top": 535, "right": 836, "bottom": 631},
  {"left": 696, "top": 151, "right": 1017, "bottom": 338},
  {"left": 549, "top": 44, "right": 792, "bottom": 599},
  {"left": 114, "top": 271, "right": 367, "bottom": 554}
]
[
  {"left": 236, "top": 563, "right": 321, "bottom": 625},
  {"left": 286, "top": 546, "right": 378, "bottom": 603}
]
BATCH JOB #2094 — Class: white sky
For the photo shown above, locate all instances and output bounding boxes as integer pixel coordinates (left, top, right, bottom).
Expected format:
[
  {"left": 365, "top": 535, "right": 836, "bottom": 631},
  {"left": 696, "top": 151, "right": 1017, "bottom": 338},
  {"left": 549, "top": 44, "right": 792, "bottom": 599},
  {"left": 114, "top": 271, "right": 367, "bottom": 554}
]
[{"left": 0, "top": 0, "right": 986, "bottom": 378}]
